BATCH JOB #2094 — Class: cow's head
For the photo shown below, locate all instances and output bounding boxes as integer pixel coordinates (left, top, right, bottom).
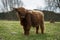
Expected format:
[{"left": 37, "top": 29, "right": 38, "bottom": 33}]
[{"left": 13, "top": 7, "right": 27, "bottom": 18}]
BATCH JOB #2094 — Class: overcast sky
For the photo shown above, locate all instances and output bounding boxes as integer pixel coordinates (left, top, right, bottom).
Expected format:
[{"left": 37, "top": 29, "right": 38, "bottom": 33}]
[{"left": 22, "top": 0, "right": 46, "bottom": 9}]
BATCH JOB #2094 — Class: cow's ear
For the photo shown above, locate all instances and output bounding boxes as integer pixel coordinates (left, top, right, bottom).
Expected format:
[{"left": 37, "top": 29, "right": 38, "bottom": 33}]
[
  {"left": 13, "top": 8, "right": 17, "bottom": 11},
  {"left": 13, "top": 8, "right": 16, "bottom": 10}
]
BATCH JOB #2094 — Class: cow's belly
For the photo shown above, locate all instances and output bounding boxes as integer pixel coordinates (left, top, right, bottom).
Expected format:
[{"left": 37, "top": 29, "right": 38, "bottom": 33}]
[
  {"left": 31, "top": 16, "right": 40, "bottom": 27},
  {"left": 32, "top": 22, "right": 39, "bottom": 27}
]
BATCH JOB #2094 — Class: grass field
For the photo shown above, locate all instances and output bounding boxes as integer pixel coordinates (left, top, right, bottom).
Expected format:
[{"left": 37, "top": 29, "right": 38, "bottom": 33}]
[{"left": 0, "top": 20, "right": 60, "bottom": 40}]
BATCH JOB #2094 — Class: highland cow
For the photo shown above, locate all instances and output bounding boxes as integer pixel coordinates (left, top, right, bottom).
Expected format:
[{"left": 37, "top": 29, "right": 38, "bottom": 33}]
[{"left": 13, "top": 7, "right": 44, "bottom": 35}]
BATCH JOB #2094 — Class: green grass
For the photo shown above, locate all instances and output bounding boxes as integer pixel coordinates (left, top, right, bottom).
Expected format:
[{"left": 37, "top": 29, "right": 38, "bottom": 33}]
[{"left": 0, "top": 20, "right": 60, "bottom": 40}]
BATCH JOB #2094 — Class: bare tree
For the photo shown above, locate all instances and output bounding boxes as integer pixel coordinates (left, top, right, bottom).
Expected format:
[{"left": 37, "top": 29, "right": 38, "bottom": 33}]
[
  {"left": 1, "top": 0, "right": 8, "bottom": 12},
  {"left": 44, "top": 0, "right": 60, "bottom": 23},
  {"left": 1, "top": 0, "right": 24, "bottom": 12},
  {"left": 45, "top": 0, "right": 60, "bottom": 11},
  {"left": 57, "top": 0, "right": 60, "bottom": 8}
]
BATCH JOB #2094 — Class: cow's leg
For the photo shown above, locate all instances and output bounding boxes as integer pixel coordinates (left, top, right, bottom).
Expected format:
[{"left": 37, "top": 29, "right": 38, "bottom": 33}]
[
  {"left": 23, "top": 26, "right": 26, "bottom": 35},
  {"left": 23, "top": 25, "right": 31, "bottom": 35},
  {"left": 40, "top": 21, "right": 44, "bottom": 34},
  {"left": 36, "top": 26, "right": 39, "bottom": 34},
  {"left": 26, "top": 26, "right": 31, "bottom": 35}
]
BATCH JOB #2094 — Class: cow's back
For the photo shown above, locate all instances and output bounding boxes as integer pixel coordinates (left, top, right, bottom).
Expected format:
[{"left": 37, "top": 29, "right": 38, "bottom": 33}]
[{"left": 30, "top": 10, "right": 44, "bottom": 27}]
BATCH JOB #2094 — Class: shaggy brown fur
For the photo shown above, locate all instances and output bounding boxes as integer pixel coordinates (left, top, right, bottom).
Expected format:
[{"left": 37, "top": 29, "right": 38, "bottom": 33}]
[{"left": 13, "top": 7, "right": 44, "bottom": 35}]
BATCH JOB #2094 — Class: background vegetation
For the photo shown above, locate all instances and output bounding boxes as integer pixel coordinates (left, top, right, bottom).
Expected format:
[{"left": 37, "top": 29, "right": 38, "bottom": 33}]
[{"left": 0, "top": 10, "right": 60, "bottom": 21}]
